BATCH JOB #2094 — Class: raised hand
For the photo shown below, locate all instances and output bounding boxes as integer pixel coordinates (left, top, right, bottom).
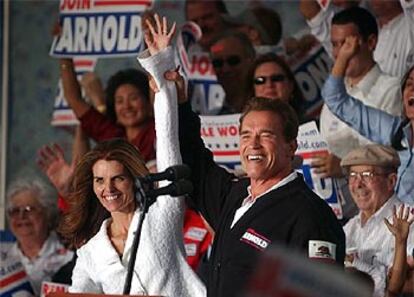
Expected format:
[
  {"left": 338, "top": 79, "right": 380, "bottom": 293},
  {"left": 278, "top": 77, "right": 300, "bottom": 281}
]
[
  {"left": 37, "top": 143, "right": 74, "bottom": 196},
  {"left": 384, "top": 204, "right": 414, "bottom": 243},
  {"left": 144, "top": 13, "right": 176, "bottom": 56},
  {"left": 337, "top": 35, "right": 359, "bottom": 64},
  {"left": 310, "top": 152, "right": 344, "bottom": 178}
]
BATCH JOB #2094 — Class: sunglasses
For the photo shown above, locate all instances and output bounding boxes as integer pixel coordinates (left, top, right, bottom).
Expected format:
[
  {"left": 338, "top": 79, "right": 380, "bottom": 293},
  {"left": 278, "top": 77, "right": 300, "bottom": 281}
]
[
  {"left": 253, "top": 74, "right": 286, "bottom": 85},
  {"left": 211, "top": 55, "right": 241, "bottom": 68},
  {"left": 7, "top": 205, "right": 39, "bottom": 218}
]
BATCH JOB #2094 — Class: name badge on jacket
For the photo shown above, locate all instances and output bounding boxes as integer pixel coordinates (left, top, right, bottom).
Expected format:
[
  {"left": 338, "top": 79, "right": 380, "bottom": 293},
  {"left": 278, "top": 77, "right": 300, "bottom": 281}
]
[{"left": 240, "top": 228, "right": 271, "bottom": 251}]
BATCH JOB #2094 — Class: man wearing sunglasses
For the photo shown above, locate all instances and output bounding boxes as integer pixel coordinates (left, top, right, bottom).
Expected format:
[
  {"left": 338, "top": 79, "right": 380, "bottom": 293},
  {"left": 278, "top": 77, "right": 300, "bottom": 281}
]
[
  {"left": 209, "top": 31, "right": 255, "bottom": 114},
  {"left": 340, "top": 144, "right": 414, "bottom": 297}
]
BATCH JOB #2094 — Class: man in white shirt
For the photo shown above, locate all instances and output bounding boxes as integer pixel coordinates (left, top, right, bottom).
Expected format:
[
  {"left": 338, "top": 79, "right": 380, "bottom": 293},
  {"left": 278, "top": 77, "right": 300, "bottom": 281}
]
[
  {"left": 340, "top": 144, "right": 414, "bottom": 297},
  {"left": 310, "top": 6, "right": 402, "bottom": 219},
  {"left": 300, "top": 0, "right": 414, "bottom": 77}
]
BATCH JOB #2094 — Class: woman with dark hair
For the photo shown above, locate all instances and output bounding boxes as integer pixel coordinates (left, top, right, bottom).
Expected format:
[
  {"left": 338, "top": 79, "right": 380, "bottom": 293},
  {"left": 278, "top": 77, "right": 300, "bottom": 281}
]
[
  {"left": 322, "top": 35, "right": 414, "bottom": 204},
  {"left": 246, "top": 52, "right": 307, "bottom": 122},
  {"left": 59, "top": 61, "right": 155, "bottom": 164},
  {"left": 60, "top": 16, "right": 205, "bottom": 296}
]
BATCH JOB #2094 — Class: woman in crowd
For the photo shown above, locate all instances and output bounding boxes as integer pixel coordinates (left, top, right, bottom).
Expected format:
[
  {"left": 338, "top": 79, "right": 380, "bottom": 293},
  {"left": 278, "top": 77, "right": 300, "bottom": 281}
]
[
  {"left": 322, "top": 35, "right": 414, "bottom": 204},
  {"left": 59, "top": 59, "right": 156, "bottom": 165},
  {"left": 59, "top": 15, "right": 205, "bottom": 297},
  {"left": 6, "top": 178, "right": 74, "bottom": 295},
  {"left": 246, "top": 52, "right": 307, "bottom": 122}
]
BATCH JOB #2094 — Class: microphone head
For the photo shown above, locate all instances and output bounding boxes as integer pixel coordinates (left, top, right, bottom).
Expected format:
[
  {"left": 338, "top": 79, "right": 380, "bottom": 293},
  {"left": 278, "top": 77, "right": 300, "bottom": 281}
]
[
  {"left": 173, "top": 179, "right": 193, "bottom": 196},
  {"left": 167, "top": 164, "right": 191, "bottom": 181}
]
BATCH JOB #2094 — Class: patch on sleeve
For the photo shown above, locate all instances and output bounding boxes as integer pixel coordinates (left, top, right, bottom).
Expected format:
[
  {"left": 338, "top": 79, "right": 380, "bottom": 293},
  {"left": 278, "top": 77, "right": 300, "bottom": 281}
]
[
  {"left": 185, "top": 243, "right": 197, "bottom": 257},
  {"left": 185, "top": 227, "right": 207, "bottom": 241},
  {"left": 308, "top": 240, "right": 336, "bottom": 261},
  {"left": 240, "top": 228, "right": 271, "bottom": 251}
]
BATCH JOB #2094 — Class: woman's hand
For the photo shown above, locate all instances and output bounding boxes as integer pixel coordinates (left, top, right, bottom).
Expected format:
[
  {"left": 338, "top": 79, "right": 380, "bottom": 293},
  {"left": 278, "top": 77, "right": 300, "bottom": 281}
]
[
  {"left": 384, "top": 204, "right": 413, "bottom": 244},
  {"left": 37, "top": 143, "right": 74, "bottom": 196},
  {"left": 144, "top": 13, "right": 176, "bottom": 56},
  {"left": 332, "top": 35, "right": 359, "bottom": 77}
]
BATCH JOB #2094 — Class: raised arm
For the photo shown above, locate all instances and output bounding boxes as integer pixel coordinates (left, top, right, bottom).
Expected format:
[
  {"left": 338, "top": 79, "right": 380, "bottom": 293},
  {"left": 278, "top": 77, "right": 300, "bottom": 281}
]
[
  {"left": 384, "top": 205, "right": 414, "bottom": 297},
  {"left": 321, "top": 36, "right": 402, "bottom": 145},
  {"left": 59, "top": 59, "right": 91, "bottom": 118}
]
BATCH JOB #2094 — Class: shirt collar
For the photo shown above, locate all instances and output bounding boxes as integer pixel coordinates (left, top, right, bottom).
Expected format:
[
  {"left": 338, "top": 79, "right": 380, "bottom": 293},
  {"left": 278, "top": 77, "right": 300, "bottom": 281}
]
[
  {"left": 346, "top": 64, "right": 380, "bottom": 97},
  {"left": 245, "top": 171, "right": 298, "bottom": 204}
]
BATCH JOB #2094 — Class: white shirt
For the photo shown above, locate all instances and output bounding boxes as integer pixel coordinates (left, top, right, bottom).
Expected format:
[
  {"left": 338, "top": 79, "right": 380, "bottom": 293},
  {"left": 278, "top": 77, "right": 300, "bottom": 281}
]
[
  {"left": 231, "top": 171, "right": 298, "bottom": 228},
  {"left": 320, "top": 64, "right": 402, "bottom": 158},
  {"left": 344, "top": 195, "right": 414, "bottom": 297},
  {"left": 9, "top": 231, "right": 74, "bottom": 296},
  {"left": 307, "top": 0, "right": 414, "bottom": 77}
]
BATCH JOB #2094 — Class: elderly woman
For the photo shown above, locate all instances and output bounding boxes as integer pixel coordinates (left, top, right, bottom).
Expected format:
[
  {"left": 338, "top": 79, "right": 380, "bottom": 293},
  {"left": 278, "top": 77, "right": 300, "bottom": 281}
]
[
  {"left": 58, "top": 15, "right": 205, "bottom": 297},
  {"left": 6, "top": 178, "right": 74, "bottom": 295},
  {"left": 246, "top": 52, "right": 307, "bottom": 122}
]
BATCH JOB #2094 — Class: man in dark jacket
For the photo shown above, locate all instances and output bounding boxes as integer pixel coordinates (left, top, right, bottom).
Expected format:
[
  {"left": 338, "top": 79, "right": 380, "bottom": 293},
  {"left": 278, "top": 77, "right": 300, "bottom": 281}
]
[{"left": 178, "top": 96, "right": 345, "bottom": 297}]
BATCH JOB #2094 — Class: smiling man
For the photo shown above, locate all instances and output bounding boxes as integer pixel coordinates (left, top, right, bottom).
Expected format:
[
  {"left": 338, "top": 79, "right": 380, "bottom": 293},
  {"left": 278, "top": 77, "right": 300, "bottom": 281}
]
[
  {"left": 179, "top": 96, "right": 345, "bottom": 297},
  {"left": 340, "top": 144, "right": 414, "bottom": 297}
]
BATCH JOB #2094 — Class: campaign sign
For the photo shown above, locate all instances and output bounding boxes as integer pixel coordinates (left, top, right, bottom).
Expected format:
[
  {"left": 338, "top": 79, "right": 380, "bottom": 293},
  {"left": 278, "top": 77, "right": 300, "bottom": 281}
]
[
  {"left": 290, "top": 44, "right": 332, "bottom": 119},
  {"left": 176, "top": 22, "right": 225, "bottom": 115},
  {"left": 52, "top": 57, "right": 96, "bottom": 126},
  {"left": 200, "top": 116, "right": 342, "bottom": 218},
  {"left": 296, "top": 121, "right": 342, "bottom": 218},
  {"left": 50, "top": 0, "right": 153, "bottom": 58},
  {"left": 0, "top": 230, "right": 34, "bottom": 297},
  {"left": 245, "top": 245, "right": 371, "bottom": 297},
  {"left": 41, "top": 281, "right": 69, "bottom": 297},
  {"left": 200, "top": 113, "right": 242, "bottom": 173}
]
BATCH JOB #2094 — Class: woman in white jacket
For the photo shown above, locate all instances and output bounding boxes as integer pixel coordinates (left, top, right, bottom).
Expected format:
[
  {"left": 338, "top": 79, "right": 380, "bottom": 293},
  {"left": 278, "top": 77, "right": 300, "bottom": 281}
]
[{"left": 59, "top": 15, "right": 206, "bottom": 297}]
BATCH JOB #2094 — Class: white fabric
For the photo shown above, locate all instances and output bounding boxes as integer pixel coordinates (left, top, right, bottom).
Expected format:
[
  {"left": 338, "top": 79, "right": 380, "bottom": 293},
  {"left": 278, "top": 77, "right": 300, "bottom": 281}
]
[
  {"left": 307, "top": 0, "right": 414, "bottom": 77},
  {"left": 320, "top": 64, "right": 402, "bottom": 158},
  {"left": 231, "top": 171, "right": 298, "bottom": 228},
  {"left": 9, "top": 231, "right": 73, "bottom": 296},
  {"left": 344, "top": 195, "right": 414, "bottom": 297},
  {"left": 70, "top": 47, "right": 206, "bottom": 297}
]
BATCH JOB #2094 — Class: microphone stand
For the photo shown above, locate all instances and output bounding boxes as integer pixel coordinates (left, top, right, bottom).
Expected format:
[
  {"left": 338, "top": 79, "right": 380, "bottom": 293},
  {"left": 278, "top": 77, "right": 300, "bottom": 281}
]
[{"left": 122, "top": 178, "right": 156, "bottom": 295}]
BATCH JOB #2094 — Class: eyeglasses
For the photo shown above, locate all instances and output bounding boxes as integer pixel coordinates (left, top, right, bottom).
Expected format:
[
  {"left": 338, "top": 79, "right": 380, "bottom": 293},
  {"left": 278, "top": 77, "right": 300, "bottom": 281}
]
[
  {"left": 7, "top": 205, "right": 39, "bottom": 218},
  {"left": 253, "top": 74, "right": 286, "bottom": 85},
  {"left": 347, "top": 171, "right": 388, "bottom": 183},
  {"left": 211, "top": 55, "right": 241, "bottom": 68}
]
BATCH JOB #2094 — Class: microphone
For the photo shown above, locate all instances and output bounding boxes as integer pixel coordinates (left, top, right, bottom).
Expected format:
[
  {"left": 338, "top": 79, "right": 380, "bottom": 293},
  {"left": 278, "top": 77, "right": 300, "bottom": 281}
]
[
  {"left": 140, "top": 164, "right": 191, "bottom": 183},
  {"left": 146, "top": 179, "right": 193, "bottom": 198}
]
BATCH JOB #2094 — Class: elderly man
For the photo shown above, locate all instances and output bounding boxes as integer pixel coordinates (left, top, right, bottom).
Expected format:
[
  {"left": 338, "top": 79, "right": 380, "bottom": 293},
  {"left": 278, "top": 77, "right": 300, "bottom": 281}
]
[
  {"left": 178, "top": 95, "right": 345, "bottom": 297},
  {"left": 341, "top": 144, "right": 414, "bottom": 297}
]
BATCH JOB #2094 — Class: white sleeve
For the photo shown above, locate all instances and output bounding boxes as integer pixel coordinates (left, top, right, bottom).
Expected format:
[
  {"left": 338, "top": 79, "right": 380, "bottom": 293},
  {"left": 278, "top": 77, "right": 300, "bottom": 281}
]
[
  {"left": 306, "top": 5, "right": 336, "bottom": 58},
  {"left": 69, "top": 249, "right": 102, "bottom": 293}
]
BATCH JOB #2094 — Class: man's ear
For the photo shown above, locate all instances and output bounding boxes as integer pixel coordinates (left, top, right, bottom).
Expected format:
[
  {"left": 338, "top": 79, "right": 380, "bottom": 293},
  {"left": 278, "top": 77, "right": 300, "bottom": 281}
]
[
  {"left": 367, "top": 33, "right": 377, "bottom": 52},
  {"left": 288, "top": 140, "right": 298, "bottom": 158}
]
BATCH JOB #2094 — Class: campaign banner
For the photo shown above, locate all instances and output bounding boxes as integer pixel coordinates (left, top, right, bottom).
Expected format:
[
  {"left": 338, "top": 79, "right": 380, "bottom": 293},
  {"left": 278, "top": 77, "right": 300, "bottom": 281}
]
[
  {"left": 200, "top": 113, "right": 242, "bottom": 173},
  {"left": 0, "top": 230, "right": 35, "bottom": 297},
  {"left": 245, "top": 245, "right": 371, "bottom": 297},
  {"left": 41, "top": 281, "right": 69, "bottom": 297},
  {"left": 296, "top": 121, "right": 343, "bottom": 219},
  {"left": 52, "top": 57, "right": 97, "bottom": 126},
  {"left": 50, "top": 0, "right": 153, "bottom": 58},
  {"left": 200, "top": 116, "right": 342, "bottom": 218},
  {"left": 176, "top": 22, "right": 225, "bottom": 115}
]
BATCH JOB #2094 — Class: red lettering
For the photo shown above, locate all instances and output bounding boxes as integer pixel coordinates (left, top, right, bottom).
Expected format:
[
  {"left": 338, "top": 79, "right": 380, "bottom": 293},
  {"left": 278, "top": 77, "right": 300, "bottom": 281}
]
[
  {"left": 217, "top": 127, "right": 227, "bottom": 137},
  {"left": 200, "top": 127, "right": 214, "bottom": 137},
  {"left": 43, "top": 284, "right": 50, "bottom": 295},
  {"left": 60, "top": 0, "right": 90, "bottom": 10},
  {"left": 198, "top": 57, "right": 209, "bottom": 75},
  {"left": 228, "top": 126, "right": 238, "bottom": 136}
]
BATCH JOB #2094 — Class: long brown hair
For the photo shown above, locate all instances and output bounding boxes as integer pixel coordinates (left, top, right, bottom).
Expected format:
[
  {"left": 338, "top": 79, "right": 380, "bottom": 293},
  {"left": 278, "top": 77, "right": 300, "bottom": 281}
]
[{"left": 58, "top": 138, "right": 149, "bottom": 248}]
